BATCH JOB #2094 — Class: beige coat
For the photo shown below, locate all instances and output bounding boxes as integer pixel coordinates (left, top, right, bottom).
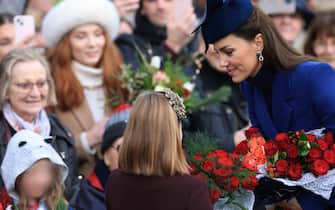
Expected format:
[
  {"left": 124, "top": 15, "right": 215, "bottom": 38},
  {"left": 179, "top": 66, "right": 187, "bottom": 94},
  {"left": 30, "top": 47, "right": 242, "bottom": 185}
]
[{"left": 54, "top": 99, "right": 110, "bottom": 178}]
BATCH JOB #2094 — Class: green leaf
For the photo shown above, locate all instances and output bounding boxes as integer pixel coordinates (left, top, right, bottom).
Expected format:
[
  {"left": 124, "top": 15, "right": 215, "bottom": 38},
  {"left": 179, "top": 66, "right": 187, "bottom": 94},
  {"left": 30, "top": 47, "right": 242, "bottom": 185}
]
[
  {"left": 279, "top": 151, "right": 287, "bottom": 160},
  {"left": 184, "top": 132, "right": 218, "bottom": 158}
]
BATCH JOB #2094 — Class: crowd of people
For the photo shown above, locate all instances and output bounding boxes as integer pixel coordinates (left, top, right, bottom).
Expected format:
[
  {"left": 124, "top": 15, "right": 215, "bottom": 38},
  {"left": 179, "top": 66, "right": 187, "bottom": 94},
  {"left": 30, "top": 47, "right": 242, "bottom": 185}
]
[{"left": 0, "top": 0, "right": 334, "bottom": 210}]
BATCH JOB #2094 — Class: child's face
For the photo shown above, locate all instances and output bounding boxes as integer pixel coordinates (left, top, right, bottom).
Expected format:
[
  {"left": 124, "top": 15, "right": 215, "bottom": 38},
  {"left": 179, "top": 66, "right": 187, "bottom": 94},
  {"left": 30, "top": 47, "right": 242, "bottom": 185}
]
[
  {"left": 104, "top": 137, "right": 123, "bottom": 172},
  {"left": 20, "top": 159, "right": 53, "bottom": 200}
]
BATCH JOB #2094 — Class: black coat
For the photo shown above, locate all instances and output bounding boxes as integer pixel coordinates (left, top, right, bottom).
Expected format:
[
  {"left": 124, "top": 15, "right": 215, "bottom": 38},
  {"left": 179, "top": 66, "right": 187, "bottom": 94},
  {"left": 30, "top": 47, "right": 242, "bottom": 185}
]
[
  {"left": 185, "top": 60, "right": 248, "bottom": 152},
  {"left": 0, "top": 113, "right": 81, "bottom": 205},
  {"left": 115, "top": 13, "right": 197, "bottom": 69}
]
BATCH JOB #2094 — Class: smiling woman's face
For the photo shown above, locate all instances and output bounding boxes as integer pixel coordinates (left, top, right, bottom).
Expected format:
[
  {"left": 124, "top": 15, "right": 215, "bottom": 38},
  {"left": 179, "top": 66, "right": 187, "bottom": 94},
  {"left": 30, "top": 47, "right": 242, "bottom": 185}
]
[
  {"left": 7, "top": 60, "right": 49, "bottom": 121},
  {"left": 213, "top": 34, "right": 263, "bottom": 83},
  {"left": 69, "top": 23, "right": 106, "bottom": 67}
]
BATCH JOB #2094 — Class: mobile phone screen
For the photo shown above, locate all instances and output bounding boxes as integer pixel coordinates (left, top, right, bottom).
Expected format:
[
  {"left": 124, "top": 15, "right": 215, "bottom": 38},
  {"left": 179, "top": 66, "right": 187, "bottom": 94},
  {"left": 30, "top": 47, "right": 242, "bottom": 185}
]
[{"left": 14, "top": 15, "right": 36, "bottom": 44}]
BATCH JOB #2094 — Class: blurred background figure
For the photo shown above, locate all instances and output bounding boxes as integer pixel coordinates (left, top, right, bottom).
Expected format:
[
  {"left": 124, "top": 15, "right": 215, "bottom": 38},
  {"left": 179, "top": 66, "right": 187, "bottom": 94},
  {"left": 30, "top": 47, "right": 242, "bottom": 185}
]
[
  {"left": 0, "top": 13, "right": 46, "bottom": 62},
  {"left": 185, "top": 41, "right": 249, "bottom": 152},
  {"left": 115, "top": 0, "right": 197, "bottom": 68},
  {"left": 113, "top": 0, "right": 140, "bottom": 35},
  {"left": 258, "top": 0, "right": 314, "bottom": 52},
  {"left": 304, "top": 10, "right": 335, "bottom": 68},
  {"left": 76, "top": 105, "right": 131, "bottom": 210},
  {"left": 0, "top": 130, "right": 70, "bottom": 210},
  {"left": 0, "top": 48, "right": 80, "bottom": 204},
  {"left": 42, "top": 0, "right": 127, "bottom": 178}
]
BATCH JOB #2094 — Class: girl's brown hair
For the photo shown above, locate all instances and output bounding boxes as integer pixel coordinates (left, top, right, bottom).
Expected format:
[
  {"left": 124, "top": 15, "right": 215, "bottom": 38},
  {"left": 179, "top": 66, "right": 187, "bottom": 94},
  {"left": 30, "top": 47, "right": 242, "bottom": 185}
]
[
  {"left": 119, "top": 92, "right": 189, "bottom": 176},
  {"left": 14, "top": 160, "right": 63, "bottom": 210},
  {"left": 304, "top": 10, "right": 335, "bottom": 56},
  {"left": 233, "top": 6, "right": 315, "bottom": 70},
  {"left": 47, "top": 27, "right": 127, "bottom": 111}
]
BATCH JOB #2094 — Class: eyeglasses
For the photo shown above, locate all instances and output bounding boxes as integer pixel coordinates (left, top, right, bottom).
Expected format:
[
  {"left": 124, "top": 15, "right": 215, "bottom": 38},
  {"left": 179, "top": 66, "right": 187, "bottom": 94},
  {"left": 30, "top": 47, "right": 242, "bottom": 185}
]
[{"left": 14, "top": 80, "right": 48, "bottom": 91}]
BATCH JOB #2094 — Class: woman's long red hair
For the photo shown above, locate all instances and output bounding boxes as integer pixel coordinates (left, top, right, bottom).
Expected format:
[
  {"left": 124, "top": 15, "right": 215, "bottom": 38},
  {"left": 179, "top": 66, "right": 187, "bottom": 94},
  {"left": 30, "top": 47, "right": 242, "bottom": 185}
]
[{"left": 47, "top": 30, "right": 127, "bottom": 111}]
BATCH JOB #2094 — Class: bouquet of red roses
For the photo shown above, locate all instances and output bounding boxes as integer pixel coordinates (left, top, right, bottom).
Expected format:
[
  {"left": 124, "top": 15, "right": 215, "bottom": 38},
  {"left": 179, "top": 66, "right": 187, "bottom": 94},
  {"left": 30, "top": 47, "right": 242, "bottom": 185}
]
[
  {"left": 264, "top": 129, "right": 335, "bottom": 180},
  {"left": 186, "top": 131, "right": 267, "bottom": 209},
  {"left": 256, "top": 128, "right": 335, "bottom": 200}
]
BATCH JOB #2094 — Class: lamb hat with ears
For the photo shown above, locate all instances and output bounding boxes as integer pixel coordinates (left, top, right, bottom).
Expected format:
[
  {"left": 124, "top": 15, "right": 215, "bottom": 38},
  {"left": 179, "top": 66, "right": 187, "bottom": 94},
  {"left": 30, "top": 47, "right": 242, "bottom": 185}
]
[
  {"left": 41, "top": 0, "right": 120, "bottom": 48},
  {"left": 0, "top": 130, "right": 68, "bottom": 199}
]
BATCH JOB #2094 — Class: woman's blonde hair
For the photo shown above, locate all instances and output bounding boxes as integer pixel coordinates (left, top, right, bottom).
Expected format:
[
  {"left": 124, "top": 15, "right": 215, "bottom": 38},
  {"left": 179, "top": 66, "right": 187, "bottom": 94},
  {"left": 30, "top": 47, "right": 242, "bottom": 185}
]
[
  {"left": 0, "top": 48, "right": 57, "bottom": 110},
  {"left": 14, "top": 159, "right": 64, "bottom": 210},
  {"left": 119, "top": 91, "right": 189, "bottom": 176}
]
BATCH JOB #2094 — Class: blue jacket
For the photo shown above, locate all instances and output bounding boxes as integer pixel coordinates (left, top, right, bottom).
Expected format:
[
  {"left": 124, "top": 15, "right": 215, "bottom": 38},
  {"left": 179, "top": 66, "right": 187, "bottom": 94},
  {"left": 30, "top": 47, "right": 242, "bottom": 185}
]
[
  {"left": 241, "top": 61, "right": 335, "bottom": 209},
  {"left": 241, "top": 61, "right": 335, "bottom": 139}
]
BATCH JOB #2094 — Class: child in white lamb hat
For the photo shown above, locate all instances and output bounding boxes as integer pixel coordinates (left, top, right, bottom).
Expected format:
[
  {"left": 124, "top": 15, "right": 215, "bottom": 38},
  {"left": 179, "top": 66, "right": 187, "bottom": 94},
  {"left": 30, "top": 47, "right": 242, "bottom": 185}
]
[{"left": 0, "top": 130, "right": 69, "bottom": 210}]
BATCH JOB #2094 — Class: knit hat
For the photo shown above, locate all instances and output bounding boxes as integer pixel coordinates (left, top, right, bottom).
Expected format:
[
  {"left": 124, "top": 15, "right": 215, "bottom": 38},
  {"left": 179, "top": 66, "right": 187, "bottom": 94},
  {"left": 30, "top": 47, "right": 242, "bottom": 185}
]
[
  {"left": 101, "top": 104, "right": 132, "bottom": 154},
  {"left": 0, "top": 130, "right": 68, "bottom": 199},
  {"left": 41, "top": 0, "right": 120, "bottom": 48},
  {"left": 197, "top": 0, "right": 253, "bottom": 52}
]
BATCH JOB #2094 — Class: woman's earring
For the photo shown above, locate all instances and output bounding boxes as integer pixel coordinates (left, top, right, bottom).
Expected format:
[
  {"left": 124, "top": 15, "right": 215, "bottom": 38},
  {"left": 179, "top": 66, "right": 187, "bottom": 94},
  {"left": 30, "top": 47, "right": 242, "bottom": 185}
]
[{"left": 257, "top": 51, "right": 264, "bottom": 62}]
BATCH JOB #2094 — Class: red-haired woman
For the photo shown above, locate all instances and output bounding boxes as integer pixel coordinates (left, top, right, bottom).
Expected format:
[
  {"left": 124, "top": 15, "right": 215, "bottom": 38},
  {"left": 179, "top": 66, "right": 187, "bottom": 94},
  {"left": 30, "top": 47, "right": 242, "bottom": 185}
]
[{"left": 42, "top": 0, "right": 126, "bottom": 177}]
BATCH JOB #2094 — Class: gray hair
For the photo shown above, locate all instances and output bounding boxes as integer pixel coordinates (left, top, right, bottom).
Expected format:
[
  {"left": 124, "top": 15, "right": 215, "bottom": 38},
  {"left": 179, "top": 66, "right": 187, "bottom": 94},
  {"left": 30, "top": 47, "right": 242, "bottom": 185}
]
[{"left": 0, "top": 48, "right": 57, "bottom": 110}]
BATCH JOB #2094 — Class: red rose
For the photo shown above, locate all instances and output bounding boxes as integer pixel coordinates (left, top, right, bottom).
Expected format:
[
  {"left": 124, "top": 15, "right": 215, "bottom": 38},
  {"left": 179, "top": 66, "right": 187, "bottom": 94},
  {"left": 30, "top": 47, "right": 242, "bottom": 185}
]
[
  {"left": 317, "top": 139, "right": 329, "bottom": 151},
  {"left": 264, "top": 141, "right": 278, "bottom": 157},
  {"left": 193, "top": 154, "right": 203, "bottom": 161},
  {"left": 202, "top": 160, "right": 214, "bottom": 172},
  {"left": 275, "top": 133, "right": 289, "bottom": 142},
  {"left": 209, "top": 188, "right": 221, "bottom": 203},
  {"left": 288, "top": 163, "right": 302, "bottom": 181},
  {"left": 275, "top": 159, "right": 289, "bottom": 175},
  {"left": 224, "top": 176, "right": 240, "bottom": 192},
  {"left": 275, "top": 133, "right": 289, "bottom": 150},
  {"left": 241, "top": 176, "right": 258, "bottom": 190},
  {"left": 311, "top": 159, "right": 330, "bottom": 176},
  {"left": 286, "top": 145, "right": 299, "bottom": 159},
  {"left": 325, "top": 132, "right": 333, "bottom": 145},
  {"left": 249, "top": 176, "right": 259, "bottom": 187},
  {"left": 207, "top": 151, "right": 217, "bottom": 158},
  {"left": 323, "top": 150, "right": 335, "bottom": 165},
  {"left": 331, "top": 144, "right": 335, "bottom": 153},
  {"left": 217, "top": 156, "right": 233, "bottom": 167},
  {"left": 245, "top": 127, "right": 260, "bottom": 138},
  {"left": 308, "top": 148, "right": 322, "bottom": 160},
  {"left": 234, "top": 140, "right": 249, "bottom": 155},
  {"left": 215, "top": 149, "right": 229, "bottom": 158},
  {"left": 231, "top": 176, "right": 240, "bottom": 188},
  {"left": 213, "top": 168, "right": 232, "bottom": 177},
  {"left": 307, "top": 134, "right": 316, "bottom": 142}
]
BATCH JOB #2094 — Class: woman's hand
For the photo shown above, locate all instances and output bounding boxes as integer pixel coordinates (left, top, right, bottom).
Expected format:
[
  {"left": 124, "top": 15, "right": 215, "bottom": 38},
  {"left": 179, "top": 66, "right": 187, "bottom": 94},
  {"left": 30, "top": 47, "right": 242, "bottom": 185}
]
[
  {"left": 114, "top": 0, "right": 140, "bottom": 20},
  {"left": 86, "top": 117, "right": 109, "bottom": 148},
  {"left": 165, "top": 6, "right": 196, "bottom": 54},
  {"left": 15, "top": 33, "right": 47, "bottom": 49}
]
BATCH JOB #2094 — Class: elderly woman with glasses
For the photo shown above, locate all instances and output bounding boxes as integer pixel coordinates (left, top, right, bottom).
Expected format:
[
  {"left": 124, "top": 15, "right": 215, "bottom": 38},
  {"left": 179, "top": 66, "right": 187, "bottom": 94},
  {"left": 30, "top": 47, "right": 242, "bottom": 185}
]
[{"left": 0, "top": 48, "right": 80, "bottom": 205}]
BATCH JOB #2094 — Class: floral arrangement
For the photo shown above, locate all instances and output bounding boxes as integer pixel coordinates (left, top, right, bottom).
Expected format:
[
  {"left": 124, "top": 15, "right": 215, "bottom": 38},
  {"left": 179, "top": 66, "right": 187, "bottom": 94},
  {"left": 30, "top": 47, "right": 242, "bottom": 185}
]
[
  {"left": 184, "top": 131, "right": 265, "bottom": 209},
  {"left": 110, "top": 51, "right": 231, "bottom": 112},
  {"left": 264, "top": 129, "right": 335, "bottom": 180}
]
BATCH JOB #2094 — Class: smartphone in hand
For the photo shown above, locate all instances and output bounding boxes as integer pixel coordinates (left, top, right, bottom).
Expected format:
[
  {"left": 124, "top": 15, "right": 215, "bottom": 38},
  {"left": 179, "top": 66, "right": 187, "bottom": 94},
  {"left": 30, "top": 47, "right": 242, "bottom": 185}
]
[{"left": 14, "top": 15, "right": 36, "bottom": 44}]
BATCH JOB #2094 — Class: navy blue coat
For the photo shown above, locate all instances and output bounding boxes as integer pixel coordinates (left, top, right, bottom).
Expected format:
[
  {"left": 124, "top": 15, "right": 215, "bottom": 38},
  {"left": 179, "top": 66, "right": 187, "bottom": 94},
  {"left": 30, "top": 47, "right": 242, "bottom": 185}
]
[
  {"left": 241, "top": 61, "right": 335, "bottom": 209},
  {"left": 241, "top": 61, "right": 335, "bottom": 139}
]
